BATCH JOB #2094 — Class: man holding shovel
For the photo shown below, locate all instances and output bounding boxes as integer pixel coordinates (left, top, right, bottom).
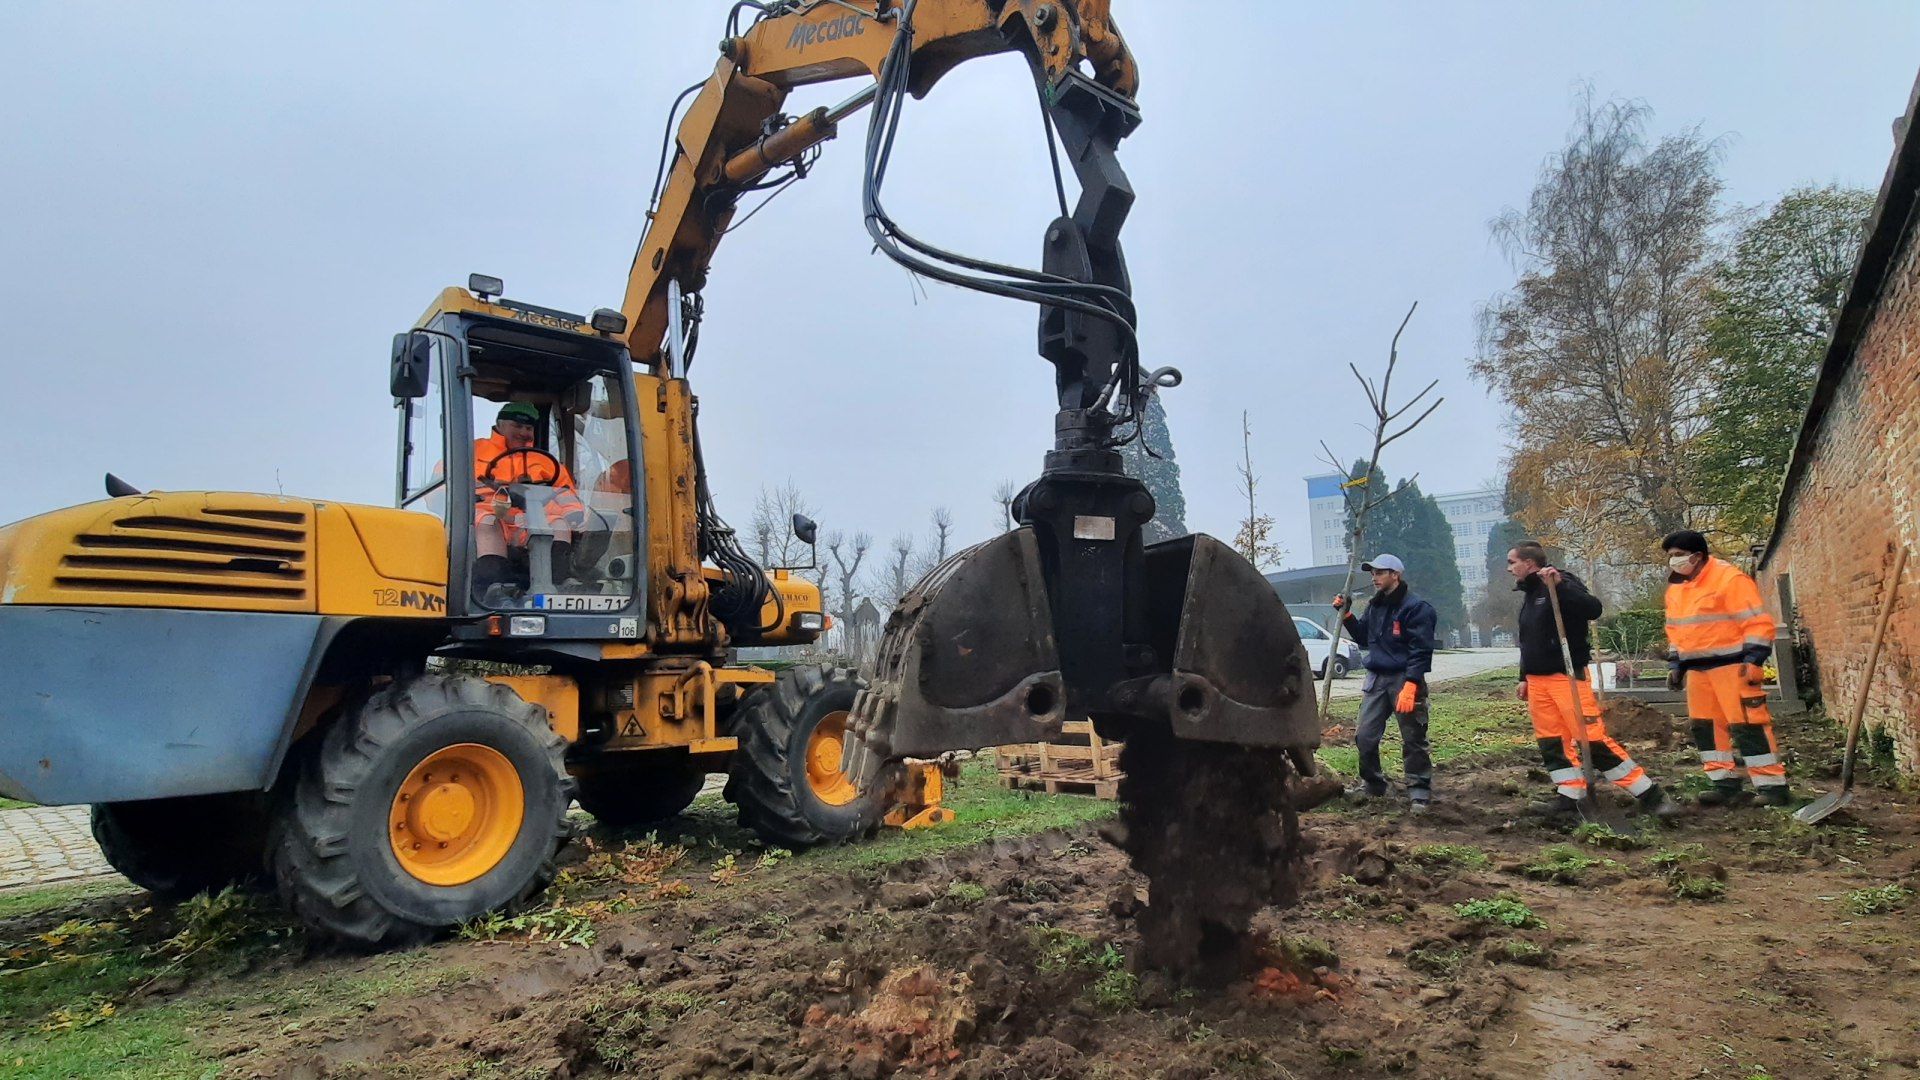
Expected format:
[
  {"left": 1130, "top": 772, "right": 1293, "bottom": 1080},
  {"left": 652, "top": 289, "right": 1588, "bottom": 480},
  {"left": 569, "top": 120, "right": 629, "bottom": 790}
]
[
  {"left": 1508, "top": 541, "right": 1678, "bottom": 819},
  {"left": 1662, "top": 530, "right": 1789, "bottom": 807},
  {"left": 1334, "top": 554, "right": 1438, "bottom": 813}
]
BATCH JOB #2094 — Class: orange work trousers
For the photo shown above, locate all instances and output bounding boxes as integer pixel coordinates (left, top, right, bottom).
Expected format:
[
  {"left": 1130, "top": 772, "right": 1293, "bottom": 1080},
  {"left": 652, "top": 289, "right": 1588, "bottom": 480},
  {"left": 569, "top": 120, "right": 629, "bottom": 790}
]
[
  {"left": 1526, "top": 674, "right": 1651, "bottom": 799},
  {"left": 1684, "top": 663, "right": 1784, "bottom": 789}
]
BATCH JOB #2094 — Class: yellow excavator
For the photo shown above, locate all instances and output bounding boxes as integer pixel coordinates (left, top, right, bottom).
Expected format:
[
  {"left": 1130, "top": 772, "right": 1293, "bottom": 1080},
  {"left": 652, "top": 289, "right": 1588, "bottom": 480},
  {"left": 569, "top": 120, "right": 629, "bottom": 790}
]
[{"left": 0, "top": 0, "right": 1320, "bottom": 960}]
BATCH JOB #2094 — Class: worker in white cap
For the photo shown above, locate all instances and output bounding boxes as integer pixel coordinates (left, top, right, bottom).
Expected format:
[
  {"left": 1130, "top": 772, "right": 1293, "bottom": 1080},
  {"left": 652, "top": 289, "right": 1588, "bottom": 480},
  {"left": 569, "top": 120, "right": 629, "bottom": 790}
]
[{"left": 1333, "top": 554, "right": 1439, "bottom": 812}]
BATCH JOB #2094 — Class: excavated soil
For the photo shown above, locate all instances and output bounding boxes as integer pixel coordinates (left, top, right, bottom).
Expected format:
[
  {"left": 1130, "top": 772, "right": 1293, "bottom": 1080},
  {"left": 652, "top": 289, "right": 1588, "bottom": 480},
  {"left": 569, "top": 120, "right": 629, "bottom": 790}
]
[{"left": 50, "top": 707, "right": 1920, "bottom": 1080}]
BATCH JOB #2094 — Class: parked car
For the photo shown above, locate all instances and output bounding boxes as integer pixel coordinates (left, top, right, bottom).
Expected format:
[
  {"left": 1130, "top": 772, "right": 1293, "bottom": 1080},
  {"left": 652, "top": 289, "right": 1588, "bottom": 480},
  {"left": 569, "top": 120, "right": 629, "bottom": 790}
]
[{"left": 1294, "top": 616, "right": 1358, "bottom": 679}]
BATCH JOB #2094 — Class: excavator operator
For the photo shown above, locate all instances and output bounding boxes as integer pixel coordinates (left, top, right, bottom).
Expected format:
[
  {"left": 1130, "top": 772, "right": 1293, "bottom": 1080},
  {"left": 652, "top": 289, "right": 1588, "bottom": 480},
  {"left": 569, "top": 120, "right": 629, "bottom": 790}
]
[{"left": 473, "top": 401, "right": 586, "bottom": 600}]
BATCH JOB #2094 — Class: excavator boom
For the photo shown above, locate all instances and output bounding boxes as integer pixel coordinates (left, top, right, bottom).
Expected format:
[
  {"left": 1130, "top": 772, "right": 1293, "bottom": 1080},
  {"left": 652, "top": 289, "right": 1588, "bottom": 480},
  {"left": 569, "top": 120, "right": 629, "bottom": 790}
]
[{"left": 621, "top": 1, "right": 1321, "bottom": 981}]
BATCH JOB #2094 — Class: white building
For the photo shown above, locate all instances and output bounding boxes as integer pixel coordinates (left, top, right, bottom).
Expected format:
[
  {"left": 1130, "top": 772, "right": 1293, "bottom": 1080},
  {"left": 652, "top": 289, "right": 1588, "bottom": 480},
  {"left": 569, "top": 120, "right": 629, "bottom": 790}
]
[
  {"left": 1303, "top": 474, "right": 1505, "bottom": 605},
  {"left": 1304, "top": 474, "right": 1350, "bottom": 567},
  {"left": 1432, "top": 487, "right": 1504, "bottom": 606}
]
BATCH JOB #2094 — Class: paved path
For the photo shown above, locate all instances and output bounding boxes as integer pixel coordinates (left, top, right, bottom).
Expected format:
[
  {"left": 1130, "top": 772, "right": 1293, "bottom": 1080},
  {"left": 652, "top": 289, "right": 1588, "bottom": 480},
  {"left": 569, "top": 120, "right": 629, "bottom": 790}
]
[
  {"left": 0, "top": 804, "right": 120, "bottom": 891},
  {"left": 1326, "top": 647, "right": 1520, "bottom": 699}
]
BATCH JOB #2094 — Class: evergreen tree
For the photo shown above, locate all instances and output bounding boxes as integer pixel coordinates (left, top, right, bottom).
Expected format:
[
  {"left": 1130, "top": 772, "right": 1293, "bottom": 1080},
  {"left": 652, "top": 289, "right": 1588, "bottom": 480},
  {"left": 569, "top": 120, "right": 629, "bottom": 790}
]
[
  {"left": 1345, "top": 461, "right": 1468, "bottom": 635},
  {"left": 1121, "top": 393, "right": 1189, "bottom": 543}
]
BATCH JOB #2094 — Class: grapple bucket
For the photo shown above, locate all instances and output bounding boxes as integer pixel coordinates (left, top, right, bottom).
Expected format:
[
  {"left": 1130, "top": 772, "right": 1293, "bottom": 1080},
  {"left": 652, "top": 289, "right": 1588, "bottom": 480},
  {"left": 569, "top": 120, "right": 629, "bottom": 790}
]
[{"left": 843, "top": 526, "right": 1321, "bottom": 786}]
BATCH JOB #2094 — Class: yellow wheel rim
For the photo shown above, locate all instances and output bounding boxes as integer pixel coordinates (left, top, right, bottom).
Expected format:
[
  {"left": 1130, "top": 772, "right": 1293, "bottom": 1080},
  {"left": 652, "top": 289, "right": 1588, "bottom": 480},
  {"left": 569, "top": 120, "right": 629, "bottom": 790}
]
[
  {"left": 388, "top": 743, "right": 524, "bottom": 886},
  {"left": 805, "top": 711, "right": 859, "bottom": 807}
]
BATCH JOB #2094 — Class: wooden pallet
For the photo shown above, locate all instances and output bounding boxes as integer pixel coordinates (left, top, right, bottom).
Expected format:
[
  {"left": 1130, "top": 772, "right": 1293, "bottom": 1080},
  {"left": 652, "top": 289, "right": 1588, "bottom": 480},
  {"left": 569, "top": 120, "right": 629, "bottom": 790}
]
[
  {"left": 994, "top": 721, "right": 1123, "bottom": 800},
  {"left": 999, "top": 772, "right": 1120, "bottom": 799}
]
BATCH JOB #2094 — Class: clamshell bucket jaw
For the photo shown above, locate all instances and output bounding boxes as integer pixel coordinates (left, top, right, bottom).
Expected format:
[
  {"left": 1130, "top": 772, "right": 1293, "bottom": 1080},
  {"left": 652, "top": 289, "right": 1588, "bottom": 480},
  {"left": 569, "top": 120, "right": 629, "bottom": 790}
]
[{"left": 843, "top": 527, "right": 1321, "bottom": 787}]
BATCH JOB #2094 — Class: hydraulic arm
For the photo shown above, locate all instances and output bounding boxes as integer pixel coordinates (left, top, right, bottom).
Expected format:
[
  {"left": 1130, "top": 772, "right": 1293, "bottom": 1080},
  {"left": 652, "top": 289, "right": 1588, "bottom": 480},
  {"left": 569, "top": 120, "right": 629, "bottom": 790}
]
[{"left": 623, "top": 0, "right": 1322, "bottom": 978}]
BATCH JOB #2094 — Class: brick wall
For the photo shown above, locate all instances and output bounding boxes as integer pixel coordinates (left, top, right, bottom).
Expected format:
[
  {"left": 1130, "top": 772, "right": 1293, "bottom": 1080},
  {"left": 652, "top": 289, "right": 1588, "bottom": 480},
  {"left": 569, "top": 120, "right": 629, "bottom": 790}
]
[{"left": 1762, "top": 214, "right": 1920, "bottom": 769}]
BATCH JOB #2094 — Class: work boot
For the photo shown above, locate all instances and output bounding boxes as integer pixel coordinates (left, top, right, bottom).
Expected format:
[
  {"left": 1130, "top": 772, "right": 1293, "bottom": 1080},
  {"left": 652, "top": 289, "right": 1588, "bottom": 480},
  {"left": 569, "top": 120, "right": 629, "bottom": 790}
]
[
  {"left": 1526, "top": 794, "right": 1580, "bottom": 818},
  {"left": 1408, "top": 793, "right": 1432, "bottom": 815},
  {"left": 1636, "top": 784, "right": 1681, "bottom": 818},
  {"left": 1692, "top": 781, "right": 1750, "bottom": 807},
  {"left": 1754, "top": 786, "right": 1793, "bottom": 808},
  {"left": 1345, "top": 783, "right": 1387, "bottom": 803},
  {"left": 472, "top": 554, "right": 511, "bottom": 604}
]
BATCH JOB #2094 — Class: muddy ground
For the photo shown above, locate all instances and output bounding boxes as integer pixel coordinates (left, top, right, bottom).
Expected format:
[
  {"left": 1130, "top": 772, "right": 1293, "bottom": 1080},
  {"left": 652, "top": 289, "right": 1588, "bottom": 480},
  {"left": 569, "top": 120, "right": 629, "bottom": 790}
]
[{"left": 11, "top": 690, "right": 1920, "bottom": 1080}]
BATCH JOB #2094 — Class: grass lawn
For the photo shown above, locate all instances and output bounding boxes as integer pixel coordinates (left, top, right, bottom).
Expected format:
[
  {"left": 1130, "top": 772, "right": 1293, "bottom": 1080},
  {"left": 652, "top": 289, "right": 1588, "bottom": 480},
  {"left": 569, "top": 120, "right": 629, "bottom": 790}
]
[
  {"left": 1314, "top": 666, "right": 1533, "bottom": 779},
  {"left": 0, "top": 798, "right": 37, "bottom": 811}
]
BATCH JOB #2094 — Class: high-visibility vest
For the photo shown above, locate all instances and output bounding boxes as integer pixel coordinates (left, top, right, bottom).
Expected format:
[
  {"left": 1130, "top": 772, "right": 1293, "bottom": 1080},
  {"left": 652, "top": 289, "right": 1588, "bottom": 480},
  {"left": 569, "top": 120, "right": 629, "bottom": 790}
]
[
  {"left": 473, "top": 432, "right": 583, "bottom": 526},
  {"left": 1664, "top": 556, "right": 1773, "bottom": 671}
]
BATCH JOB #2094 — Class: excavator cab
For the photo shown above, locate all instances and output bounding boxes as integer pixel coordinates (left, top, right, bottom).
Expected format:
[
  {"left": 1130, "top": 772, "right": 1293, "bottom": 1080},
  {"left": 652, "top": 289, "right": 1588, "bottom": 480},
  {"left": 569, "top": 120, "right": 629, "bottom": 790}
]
[{"left": 394, "top": 282, "right": 646, "bottom": 642}]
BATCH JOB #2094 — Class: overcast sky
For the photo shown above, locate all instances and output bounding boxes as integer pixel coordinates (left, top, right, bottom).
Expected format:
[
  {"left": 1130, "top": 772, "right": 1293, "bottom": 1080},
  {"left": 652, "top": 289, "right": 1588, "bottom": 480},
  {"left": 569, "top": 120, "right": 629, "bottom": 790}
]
[{"left": 3, "top": 3, "right": 1916, "bottom": 569}]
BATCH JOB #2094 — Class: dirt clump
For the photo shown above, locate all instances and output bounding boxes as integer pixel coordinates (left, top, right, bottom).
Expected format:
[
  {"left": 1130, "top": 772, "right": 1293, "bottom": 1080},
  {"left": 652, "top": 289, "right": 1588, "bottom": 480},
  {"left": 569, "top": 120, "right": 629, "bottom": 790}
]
[
  {"left": 1109, "top": 730, "right": 1306, "bottom": 985},
  {"left": 1602, "top": 696, "right": 1678, "bottom": 746}
]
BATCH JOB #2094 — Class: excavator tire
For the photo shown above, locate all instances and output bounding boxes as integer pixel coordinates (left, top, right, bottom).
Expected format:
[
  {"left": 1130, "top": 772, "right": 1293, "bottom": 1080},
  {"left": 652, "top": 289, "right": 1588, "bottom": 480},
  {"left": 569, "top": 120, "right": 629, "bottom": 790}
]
[
  {"left": 575, "top": 759, "right": 708, "bottom": 828},
  {"left": 90, "top": 793, "right": 269, "bottom": 902},
  {"left": 268, "top": 674, "right": 573, "bottom": 948},
  {"left": 726, "top": 665, "right": 880, "bottom": 848}
]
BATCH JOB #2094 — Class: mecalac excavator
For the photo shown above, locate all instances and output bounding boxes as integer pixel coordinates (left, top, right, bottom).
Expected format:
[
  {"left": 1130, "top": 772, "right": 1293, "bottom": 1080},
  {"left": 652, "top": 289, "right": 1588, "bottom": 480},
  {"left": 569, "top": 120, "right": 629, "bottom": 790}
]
[{"left": 0, "top": 0, "right": 1320, "bottom": 975}]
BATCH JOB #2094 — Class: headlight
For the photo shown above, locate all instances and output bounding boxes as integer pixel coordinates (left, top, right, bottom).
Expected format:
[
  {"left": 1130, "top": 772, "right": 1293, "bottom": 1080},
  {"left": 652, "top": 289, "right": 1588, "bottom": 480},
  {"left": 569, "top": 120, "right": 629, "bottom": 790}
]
[
  {"left": 509, "top": 615, "right": 547, "bottom": 637},
  {"left": 791, "top": 611, "right": 825, "bottom": 632}
]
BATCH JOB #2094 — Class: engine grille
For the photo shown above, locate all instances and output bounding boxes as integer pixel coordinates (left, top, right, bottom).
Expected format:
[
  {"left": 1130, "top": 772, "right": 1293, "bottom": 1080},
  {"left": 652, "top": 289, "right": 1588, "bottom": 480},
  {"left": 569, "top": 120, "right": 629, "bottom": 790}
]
[{"left": 55, "top": 503, "right": 312, "bottom": 606}]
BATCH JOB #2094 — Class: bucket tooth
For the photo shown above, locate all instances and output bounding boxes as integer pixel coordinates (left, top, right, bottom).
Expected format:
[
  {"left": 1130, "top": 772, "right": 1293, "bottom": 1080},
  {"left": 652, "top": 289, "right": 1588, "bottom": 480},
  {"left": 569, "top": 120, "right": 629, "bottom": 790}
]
[
  {"left": 1134, "top": 533, "right": 1322, "bottom": 753},
  {"left": 845, "top": 529, "right": 1066, "bottom": 787}
]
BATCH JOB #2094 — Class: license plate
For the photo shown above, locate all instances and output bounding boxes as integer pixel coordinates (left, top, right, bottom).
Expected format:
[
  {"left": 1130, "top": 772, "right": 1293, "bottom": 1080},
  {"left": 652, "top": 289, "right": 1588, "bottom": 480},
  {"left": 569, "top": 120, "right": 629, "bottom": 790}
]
[{"left": 536, "top": 594, "right": 627, "bottom": 612}]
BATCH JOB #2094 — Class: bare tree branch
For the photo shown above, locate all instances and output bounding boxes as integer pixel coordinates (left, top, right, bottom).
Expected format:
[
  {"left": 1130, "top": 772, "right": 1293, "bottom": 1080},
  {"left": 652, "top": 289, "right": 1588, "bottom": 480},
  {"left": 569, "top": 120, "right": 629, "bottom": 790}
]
[{"left": 1316, "top": 302, "right": 1438, "bottom": 726}]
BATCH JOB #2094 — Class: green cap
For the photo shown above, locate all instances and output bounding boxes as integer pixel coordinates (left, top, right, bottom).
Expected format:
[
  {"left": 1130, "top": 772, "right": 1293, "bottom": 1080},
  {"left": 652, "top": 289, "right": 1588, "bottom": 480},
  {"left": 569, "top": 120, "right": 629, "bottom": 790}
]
[{"left": 497, "top": 402, "right": 539, "bottom": 423}]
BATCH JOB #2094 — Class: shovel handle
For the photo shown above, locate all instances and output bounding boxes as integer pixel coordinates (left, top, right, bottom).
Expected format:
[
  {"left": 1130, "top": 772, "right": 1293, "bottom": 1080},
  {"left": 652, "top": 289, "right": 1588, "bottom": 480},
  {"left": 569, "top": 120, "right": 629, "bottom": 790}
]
[
  {"left": 1839, "top": 546, "right": 1908, "bottom": 791},
  {"left": 1544, "top": 577, "right": 1602, "bottom": 790}
]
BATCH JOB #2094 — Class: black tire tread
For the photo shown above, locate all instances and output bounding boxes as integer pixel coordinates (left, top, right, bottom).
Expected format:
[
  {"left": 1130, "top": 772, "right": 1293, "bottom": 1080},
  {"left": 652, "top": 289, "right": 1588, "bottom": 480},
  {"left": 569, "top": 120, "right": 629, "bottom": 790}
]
[
  {"left": 268, "top": 673, "right": 573, "bottom": 948},
  {"left": 576, "top": 763, "right": 706, "bottom": 827},
  {"left": 725, "top": 665, "right": 877, "bottom": 848},
  {"left": 90, "top": 795, "right": 266, "bottom": 902}
]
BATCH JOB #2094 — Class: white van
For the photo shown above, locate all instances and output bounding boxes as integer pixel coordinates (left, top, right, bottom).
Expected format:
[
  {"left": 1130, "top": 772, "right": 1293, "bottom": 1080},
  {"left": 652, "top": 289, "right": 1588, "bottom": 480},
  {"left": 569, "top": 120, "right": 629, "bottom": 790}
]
[{"left": 1294, "top": 616, "right": 1358, "bottom": 679}]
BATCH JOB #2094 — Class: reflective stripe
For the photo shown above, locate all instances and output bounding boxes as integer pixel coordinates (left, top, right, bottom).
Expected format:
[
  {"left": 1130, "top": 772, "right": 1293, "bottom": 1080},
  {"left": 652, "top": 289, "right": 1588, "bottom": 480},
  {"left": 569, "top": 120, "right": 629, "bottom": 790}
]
[
  {"left": 1549, "top": 767, "right": 1584, "bottom": 783},
  {"left": 1624, "top": 775, "right": 1653, "bottom": 796},
  {"left": 1742, "top": 753, "right": 1780, "bottom": 768},
  {"left": 1743, "top": 635, "right": 1772, "bottom": 645},
  {"left": 1751, "top": 772, "right": 1788, "bottom": 787},
  {"left": 1602, "top": 760, "right": 1639, "bottom": 782},
  {"left": 1557, "top": 783, "right": 1586, "bottom": 798},
  {"left": 1677, "top": 644, "right": 1748, "bottom": 661},
  {"left": 1700, "top": 751, "right": 1736, "bottom": 763},
  {"left": 1666, "top": 606, "right": 1764, "bottom": 626}
]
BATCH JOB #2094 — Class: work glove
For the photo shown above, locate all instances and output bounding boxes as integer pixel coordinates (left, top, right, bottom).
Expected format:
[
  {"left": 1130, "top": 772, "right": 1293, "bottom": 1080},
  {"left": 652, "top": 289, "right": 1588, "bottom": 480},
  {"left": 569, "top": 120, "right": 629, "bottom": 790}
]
[
  {"left": 1332, "top": 593, "right": 1351, "bottom": 616},
  {"left": 1394, "top": 680, "right": 1420, "bottom": 715},
  {"left": 1666, "top": 666, "right": 1684, "bottom": 692}
]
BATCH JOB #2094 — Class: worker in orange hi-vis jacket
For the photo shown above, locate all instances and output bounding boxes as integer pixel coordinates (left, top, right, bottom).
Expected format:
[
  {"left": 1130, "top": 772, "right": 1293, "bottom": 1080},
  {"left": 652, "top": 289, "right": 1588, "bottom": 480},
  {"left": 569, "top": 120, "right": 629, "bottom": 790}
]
[{"left": 1662, "top": 530, "right": 1788, "bottom": 807}]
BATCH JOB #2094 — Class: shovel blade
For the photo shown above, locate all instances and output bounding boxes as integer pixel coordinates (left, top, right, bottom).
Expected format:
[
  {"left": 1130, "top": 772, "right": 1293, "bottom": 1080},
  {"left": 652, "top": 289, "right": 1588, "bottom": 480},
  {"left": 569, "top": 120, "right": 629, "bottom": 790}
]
[
  {"left": 1575, "top": 791, "right": 1635, "bottom": 833},
  {"left": 1793, "top": 789, "right": 1854, "bottom": 824}
]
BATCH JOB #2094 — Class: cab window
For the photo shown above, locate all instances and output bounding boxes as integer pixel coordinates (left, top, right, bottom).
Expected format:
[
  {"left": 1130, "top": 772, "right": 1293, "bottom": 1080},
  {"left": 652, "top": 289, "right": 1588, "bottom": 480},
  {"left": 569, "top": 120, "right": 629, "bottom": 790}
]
[
  {"left": 468, "top": 373, "right": 637, "bottom": 613},
  {"left": 399, "top": 340, "right": 447, "bottom": 519}
]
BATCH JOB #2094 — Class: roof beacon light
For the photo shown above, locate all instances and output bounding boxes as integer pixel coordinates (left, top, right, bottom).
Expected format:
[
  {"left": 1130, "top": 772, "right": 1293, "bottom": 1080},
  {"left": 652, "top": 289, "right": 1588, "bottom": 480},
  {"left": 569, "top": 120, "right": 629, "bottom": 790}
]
[{"left": 468, "top": 273, "right": 504, "bottom": 300}]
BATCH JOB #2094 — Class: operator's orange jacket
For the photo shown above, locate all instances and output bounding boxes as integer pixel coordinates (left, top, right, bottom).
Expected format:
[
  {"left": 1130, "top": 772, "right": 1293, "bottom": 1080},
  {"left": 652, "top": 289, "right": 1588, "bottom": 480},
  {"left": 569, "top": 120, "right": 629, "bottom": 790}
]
[
  {"left": 1664, "top": 556, "right": 1775, "bottom": 673},
  {"left": 472, "top": 431, "right": 584, "bottom": 527}
]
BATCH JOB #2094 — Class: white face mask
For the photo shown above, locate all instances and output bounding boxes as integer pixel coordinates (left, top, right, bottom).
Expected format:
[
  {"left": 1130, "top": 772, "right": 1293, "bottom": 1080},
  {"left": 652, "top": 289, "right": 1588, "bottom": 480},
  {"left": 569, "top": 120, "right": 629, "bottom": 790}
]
[{"left": 1669, "top": 553, "right": 1697, "bottom": 575}]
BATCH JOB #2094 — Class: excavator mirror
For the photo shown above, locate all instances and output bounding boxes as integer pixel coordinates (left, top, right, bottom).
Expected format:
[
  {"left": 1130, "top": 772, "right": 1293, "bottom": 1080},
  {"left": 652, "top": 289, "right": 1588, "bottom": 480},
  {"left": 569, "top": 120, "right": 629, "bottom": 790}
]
[
  {"left": 389, "top": 332, "right": 432, "bottom": 399},
  {"left": 791, "top": 514, "right": 818, "bottom": 547}
]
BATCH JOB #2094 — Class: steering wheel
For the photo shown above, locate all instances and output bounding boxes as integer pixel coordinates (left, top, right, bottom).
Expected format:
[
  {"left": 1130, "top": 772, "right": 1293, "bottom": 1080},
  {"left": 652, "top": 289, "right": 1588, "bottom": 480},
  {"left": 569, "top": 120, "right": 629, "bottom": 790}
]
[{"left": 478, "top": 447, "right": 564, "bottom": 508}]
